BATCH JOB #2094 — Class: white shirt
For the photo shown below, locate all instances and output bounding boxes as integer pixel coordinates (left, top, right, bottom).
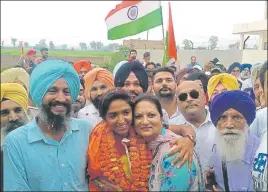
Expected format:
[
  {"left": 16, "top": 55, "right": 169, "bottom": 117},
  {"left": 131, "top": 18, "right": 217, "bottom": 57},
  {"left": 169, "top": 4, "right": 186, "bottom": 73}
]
[
  {"left": 241, "top": 78, "right": 252, "bottom": 91},
  {"left": 250, "top": 107, "right": 267, "bottom": 138},
  {"left": 77, "top": 103, "right": 102, "bottom": 127},
  {"left": 161, "top": 108, "right": 181, "bottom": 125},
  {"left": 252, "top": 131, "right": 267, "bottom": 191},
  {"left": 172, "top": 110, "right": 216, "bottom": 172},
  {"left": 168, "top": 107, "right": 182, "bottom": 125}
]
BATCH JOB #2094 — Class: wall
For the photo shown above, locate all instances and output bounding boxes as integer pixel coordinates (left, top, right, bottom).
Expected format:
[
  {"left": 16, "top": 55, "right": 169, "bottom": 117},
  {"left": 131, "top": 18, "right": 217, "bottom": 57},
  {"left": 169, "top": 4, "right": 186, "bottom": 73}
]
[
  {"left": 135, "top": 49, "right": 243, "bottom": 68},
  {"left": 241, "top": 50, "right": 267, "bottom": 64},
  {"left": 123, "top": 39, "right": 164, "bottom": 50},
  {"left": 1, "top": 55, "right": 106, "bottom": 68}
]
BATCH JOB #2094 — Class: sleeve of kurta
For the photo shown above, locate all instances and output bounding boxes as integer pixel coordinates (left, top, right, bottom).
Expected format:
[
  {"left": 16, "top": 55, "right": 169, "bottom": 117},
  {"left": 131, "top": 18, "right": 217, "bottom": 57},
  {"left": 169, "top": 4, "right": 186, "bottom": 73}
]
[
  {"left": 160, "top": 150, "right": 197, "bottom": 191},
  {"left": 3, "top": 143, "right": 31, "bottom": 191}
]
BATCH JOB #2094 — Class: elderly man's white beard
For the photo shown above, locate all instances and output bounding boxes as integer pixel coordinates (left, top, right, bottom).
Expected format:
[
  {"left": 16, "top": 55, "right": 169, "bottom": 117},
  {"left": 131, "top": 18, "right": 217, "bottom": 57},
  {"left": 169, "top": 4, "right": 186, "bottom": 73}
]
[{"left": 216, "top": 128, "right": 248, "bottom": 163}]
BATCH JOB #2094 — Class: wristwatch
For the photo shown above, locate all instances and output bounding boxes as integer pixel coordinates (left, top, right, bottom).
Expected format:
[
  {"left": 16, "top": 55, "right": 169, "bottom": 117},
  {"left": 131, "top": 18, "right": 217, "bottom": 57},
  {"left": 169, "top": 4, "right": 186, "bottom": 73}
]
[{"left": 185, "top": 134, "right": 196, "bottom": 146}]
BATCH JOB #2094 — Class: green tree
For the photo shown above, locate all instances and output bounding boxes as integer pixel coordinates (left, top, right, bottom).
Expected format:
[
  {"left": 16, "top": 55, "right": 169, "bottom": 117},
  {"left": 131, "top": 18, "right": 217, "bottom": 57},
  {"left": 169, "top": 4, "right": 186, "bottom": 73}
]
[
  {"left": 196, "top": 46, "right": 207, "bottom": 50},
  {"left": 182, "top": 39, "right": 192, "bottom": 50},
  {"left": 209, "top": 35, "right": 219, "bottom": 50},
  {"left": 79, "top": 42, "right": 87, "bottom": 50},
  {"left": 24, "top": 42, "right": 29, "bottom": 48},
  {"left": 96, "top": 41, "right": 104, "bottom": 50},
  {"left": 228, "top": 41, "right": 240, "bottom": 50},
  {"left": 61, "top": 44, "right": 68, "bottom": 50},
  {"left": 11, "top": 38, "right": 17, "bottom": 47},
  {"left": 38, "top": 39, "right": 47, "bottom": 48},
  {"left": 107, "top": 45, "right": 130, "bottom": 69},
  {"left": 49, "top": 41, "right": 55, "bottom": 50},
  {"left": 90, "top": 41, "right": 97, "bottom": 50}
]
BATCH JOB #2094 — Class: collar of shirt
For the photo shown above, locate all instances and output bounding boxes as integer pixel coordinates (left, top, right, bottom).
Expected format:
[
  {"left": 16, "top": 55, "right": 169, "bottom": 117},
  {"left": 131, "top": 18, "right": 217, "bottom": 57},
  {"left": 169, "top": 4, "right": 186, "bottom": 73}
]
[
  {"left": 170, "top": 107, "right": 181, "bottom": 119},
  {"left": 27, "top": 118, "right": 80, "bottom": 144},
  {"left": 178, "top": 109, "right": 212, "bottom": 129}
]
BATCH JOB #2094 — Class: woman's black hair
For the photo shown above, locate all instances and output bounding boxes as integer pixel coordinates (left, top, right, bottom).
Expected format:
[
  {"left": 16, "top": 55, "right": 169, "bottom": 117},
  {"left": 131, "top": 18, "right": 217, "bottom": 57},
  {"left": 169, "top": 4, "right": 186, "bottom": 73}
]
[
  {"left": 99, "top": 88, "right": 133, "bottom": 119},
  {"left": 145, "top": 62, "right": 156, "bottom": 69},
  {"left": 133, "top": 94, "right": 163, "bottom": 119}
]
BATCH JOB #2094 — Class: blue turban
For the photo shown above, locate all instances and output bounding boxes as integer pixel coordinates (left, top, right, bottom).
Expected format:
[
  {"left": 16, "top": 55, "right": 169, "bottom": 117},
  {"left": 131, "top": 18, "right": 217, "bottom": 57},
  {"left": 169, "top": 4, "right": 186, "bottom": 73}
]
[
  {"left": 114, "top": 61, "right": 148, "bottom": 92},
  {"left": 30, "top": 59, "right": 80, "bottom": 107},
  {"left": 209, "top": 90, "right": 256, "bottom": 126},
  {"left": 241, "top": 63, "right": 252, "bottom": 72},
  {"left": 227, "top": 62, "right": 241, "bottom": 73}
]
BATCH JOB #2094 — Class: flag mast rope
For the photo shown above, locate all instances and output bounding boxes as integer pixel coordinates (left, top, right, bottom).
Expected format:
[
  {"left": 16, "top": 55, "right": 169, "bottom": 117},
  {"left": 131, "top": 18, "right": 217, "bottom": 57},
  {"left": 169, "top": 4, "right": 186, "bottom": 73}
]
[{"left": 159, "top": 0, "right": 166, "bottom": 66}]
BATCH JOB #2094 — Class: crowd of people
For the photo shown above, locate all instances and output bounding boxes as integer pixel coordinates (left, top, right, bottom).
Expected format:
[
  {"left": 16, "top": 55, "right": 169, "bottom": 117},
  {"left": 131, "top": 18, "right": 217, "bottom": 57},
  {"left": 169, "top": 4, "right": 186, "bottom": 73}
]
[{"left": 1, "top": 47, "right": 267, "bottom": 191}]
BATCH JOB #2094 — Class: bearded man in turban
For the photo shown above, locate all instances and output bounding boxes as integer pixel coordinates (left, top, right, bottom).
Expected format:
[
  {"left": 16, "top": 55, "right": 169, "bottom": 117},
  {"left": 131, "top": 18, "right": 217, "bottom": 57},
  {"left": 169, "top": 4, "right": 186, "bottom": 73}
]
[
  {"left": 73, "top": 60, "right": 92, "bottom": 79},
  {"left": 1, "top": 83, "right": 29, "bottom": 146},
  {"left": 1, "top": 67, "right": 39, "bottom": 120},
  {"left": 3, "top": 60, "right": 93, "bottom": 191},
  {"left": 78, "top": 68, "right": 114, "bottom": 126},
  {"left": 206, "top": 90, "right": 260, "bottom": 191},
  {"left": 114, "top": 61, "right": 148, "bottom": 100},
  {"left": 207, "top": 73, "right": 240, "bottom": 102}
]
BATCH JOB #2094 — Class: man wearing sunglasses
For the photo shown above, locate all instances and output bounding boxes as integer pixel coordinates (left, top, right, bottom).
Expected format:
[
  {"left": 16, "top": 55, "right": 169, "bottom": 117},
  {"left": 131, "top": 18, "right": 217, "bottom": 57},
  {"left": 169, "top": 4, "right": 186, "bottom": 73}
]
[
  {"left": 172, "top": 80, "right": 216, "bottom": 173},
  {"left": 153, "top": 67, "right": 181, "bottom": 124}
]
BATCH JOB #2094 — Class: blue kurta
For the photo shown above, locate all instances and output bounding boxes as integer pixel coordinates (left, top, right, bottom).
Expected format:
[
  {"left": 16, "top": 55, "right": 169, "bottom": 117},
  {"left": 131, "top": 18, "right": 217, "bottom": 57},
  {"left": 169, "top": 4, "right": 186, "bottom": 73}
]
[{"left": 3, "top": 118, "right": 93, "bottom": 191}]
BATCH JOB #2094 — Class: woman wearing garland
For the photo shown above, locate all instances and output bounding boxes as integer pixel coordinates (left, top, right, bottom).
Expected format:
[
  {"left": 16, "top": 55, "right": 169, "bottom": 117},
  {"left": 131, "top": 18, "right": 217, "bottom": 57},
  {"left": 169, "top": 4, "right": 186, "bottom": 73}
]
[
  {"left": 133, "top": 95, "right": 205, "bottom": 191},
  {"left": 88, "top": 89, "right": 196, "bottom": 191}
]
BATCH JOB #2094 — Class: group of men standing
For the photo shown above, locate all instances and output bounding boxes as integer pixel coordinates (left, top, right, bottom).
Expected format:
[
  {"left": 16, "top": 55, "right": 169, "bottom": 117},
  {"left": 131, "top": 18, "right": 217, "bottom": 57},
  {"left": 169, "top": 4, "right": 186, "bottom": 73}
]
[{"left": 0, "top": 47, "right": 267, "bottom": 191}]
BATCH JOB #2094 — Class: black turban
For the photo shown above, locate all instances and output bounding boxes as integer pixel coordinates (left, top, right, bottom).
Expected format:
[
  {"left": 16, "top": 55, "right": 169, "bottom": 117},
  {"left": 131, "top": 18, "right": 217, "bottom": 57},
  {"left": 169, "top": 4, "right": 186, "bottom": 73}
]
[
  {"left": 114, "top": 61, "right": 148, "bottom": 92},
  {"left": 186, "top": 72, "right": 208, "bottom": 93}
]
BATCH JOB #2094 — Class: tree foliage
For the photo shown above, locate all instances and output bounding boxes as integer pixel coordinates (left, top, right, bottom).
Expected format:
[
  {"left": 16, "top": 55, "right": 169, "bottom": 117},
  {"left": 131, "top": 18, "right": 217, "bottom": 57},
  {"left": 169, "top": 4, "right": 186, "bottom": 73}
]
[
  {"left": 61, "top": 44, "right": 68, "bottom": 50},
  {"left": 19, "top": 41, "right": 23, "bottom": 48},
  {"left": 11, "top": 38, "right": 17, "bottom": 47},
  {"left": 24, "top": 42, "right": 29, "bottom": 48},
  {"left": 39, "top": 39, "right": 47, "bottom": 48},
  {"left": 228, "top": 41, "right": 240, "bottom": 50},
  {"left": 79, "top": 42, "right": 87, "bottom": 50},
  {"left": 49, "top": 41, "right": 55, "bottom": 50},
  {"left": 90, "top": 41, "right": 97, "bottom": 50},
  {"left": 209, "top": 35, "right": 219, "bottom": 50},
  {"left": 182, "top": 39, "right": 192, "bottom": 50},
  {"left": 196, "top": 46, "right": 207, "bottom": 50}
]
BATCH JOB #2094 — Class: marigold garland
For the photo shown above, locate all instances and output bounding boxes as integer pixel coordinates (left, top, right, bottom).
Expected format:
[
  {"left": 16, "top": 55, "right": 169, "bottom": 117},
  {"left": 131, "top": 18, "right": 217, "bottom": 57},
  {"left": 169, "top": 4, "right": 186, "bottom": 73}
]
[{"left": 99, "top": 125, "right": 152, "bottom": 191}]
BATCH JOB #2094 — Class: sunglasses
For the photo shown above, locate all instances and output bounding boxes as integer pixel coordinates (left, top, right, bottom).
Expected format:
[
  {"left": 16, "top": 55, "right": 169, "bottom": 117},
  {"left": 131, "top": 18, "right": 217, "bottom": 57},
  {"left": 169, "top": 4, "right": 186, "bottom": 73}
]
[{"left": 178, "top": 90, "right": 199, "bottom": 102}]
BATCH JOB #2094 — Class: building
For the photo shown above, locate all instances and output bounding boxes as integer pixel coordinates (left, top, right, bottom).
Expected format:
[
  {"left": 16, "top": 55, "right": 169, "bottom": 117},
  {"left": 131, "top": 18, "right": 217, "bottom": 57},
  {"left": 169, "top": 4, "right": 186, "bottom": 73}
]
[
  {"left": 123, "top": 39, "right": 164, "bottom": 50},
  {"left": 232, "top": 1, "right": 267, "bottom": 64}
]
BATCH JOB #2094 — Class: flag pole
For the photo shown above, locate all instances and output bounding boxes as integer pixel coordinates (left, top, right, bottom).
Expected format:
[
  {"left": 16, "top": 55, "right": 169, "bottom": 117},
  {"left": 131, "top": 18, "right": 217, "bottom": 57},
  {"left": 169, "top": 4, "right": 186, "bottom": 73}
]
[
  {"left": 159, "top": 1, "right": 165, "bottom": 41},
  {"left": 146, "top": 30, "right": 149, "bottom": 40}
]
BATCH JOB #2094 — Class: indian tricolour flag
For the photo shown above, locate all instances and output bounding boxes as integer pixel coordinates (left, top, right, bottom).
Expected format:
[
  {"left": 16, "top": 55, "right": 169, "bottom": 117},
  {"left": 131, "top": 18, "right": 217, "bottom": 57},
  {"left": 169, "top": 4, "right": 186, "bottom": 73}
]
[{"left": 105, "top": 1, "right": 163, "bottom": 40}]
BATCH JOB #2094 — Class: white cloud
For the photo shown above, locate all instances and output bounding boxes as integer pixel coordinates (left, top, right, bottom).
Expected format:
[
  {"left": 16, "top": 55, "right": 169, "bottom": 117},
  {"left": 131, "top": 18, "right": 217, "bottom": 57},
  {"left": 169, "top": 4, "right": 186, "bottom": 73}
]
[{"left": 1, "top": 1, "right": 265, "bottom": 47}]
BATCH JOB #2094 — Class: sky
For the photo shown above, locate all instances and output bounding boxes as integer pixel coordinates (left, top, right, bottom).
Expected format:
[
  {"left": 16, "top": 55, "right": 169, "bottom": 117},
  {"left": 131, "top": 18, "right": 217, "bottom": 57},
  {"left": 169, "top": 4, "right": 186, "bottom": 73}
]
[{"left": 1, "top": 1, "right": 266, "bottom": 48}]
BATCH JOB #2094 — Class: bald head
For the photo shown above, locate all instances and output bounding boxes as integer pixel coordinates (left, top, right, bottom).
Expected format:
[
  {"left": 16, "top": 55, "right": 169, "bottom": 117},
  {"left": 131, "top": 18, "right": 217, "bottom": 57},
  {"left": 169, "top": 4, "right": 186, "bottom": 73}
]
[
  {"left": 177, "top": 81, "right": 202, "bottom": 93},
  {"left": 177, "top": 81, "right": 206, "bottom": 120}
]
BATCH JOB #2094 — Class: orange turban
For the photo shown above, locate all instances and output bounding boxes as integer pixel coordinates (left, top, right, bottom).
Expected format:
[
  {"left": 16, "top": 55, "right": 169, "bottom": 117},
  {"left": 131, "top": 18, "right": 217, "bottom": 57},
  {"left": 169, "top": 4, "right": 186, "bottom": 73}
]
[
  {"left": 84, "top": 68, "right": 114, "bottom": 100},
  {"left": 73, "top": 60, "right": 92, "bottom": 73}
]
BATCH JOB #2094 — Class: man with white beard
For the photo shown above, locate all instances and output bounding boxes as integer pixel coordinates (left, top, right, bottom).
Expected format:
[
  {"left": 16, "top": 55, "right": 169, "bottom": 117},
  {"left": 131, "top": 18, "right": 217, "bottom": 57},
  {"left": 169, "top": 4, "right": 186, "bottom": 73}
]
[{"left": 206, "top": 90, "right": 260, "bottom": 191}]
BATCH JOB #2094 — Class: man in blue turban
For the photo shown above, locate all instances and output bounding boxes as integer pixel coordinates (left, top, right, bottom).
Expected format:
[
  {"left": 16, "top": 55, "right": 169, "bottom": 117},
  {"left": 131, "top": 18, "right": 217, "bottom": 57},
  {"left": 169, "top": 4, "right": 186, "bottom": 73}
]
[
  {"left": 206, "top": 90, "right": 260, "bottom": 191},
  {"left": 3, "top": 59, "right": 93, "bottom": 191}
]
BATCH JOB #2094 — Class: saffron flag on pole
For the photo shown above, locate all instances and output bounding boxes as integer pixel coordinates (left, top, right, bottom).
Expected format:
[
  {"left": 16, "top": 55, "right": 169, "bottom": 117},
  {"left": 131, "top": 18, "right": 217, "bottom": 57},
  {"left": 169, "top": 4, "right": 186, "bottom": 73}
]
[
  {"left": 162, "top": 2, "right": 177, "bottom": 66},
  {"left": 105, "top": 1, "right": 163, "bottom": 40}
]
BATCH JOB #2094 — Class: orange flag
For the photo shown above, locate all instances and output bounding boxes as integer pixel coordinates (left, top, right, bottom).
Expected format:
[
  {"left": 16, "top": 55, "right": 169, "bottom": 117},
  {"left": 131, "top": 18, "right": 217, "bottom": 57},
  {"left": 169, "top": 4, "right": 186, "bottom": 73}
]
[{"left": 167, "top": 2, "right": 177, "bottom": 60}]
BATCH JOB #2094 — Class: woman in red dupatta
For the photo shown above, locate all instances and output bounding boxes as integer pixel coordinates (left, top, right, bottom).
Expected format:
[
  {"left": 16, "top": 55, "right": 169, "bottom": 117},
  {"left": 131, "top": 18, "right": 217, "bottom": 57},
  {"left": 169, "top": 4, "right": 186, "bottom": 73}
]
[{"left": 88, "top": 89, "right": 152, "bottom": 191}]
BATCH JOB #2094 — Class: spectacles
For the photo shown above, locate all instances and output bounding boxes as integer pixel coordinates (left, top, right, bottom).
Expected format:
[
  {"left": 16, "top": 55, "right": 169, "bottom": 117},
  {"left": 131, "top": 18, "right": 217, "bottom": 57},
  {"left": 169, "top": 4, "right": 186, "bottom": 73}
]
[{"left": 178, "top": 90, "right": 199, "bottom": 102}]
